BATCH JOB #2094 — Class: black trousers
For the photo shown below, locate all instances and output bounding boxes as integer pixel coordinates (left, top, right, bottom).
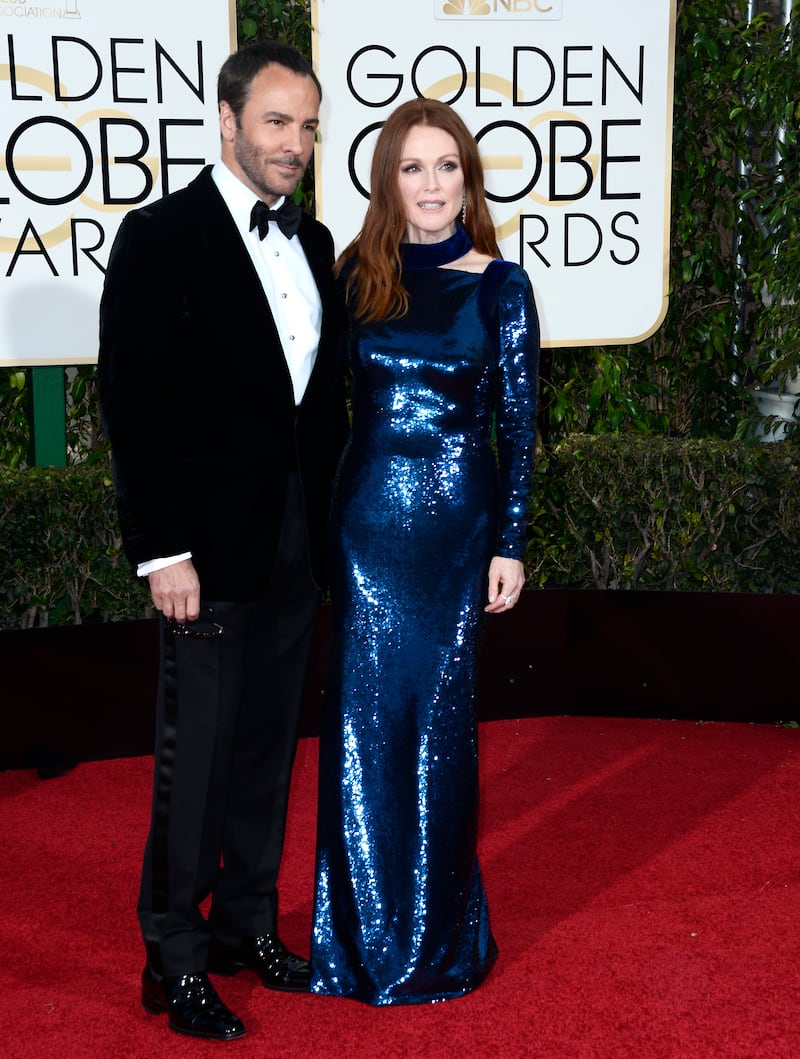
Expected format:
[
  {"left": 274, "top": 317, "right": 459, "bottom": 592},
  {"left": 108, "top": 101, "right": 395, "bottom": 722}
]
[{"left": 137, "top": 476, "right": 320, "bottom": 975}]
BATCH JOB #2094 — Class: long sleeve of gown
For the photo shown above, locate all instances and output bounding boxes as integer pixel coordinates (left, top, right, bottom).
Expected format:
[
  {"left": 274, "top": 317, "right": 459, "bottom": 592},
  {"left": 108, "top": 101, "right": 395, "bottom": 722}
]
[{"left": 491, "top": 265, "right": 540, "bottom": 559}]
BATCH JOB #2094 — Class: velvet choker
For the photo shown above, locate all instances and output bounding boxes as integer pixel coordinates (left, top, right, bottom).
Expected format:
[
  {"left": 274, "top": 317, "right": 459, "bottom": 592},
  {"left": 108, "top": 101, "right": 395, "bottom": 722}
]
[{"left": 399, "top": 223, "right": 473, "bottom": 271}]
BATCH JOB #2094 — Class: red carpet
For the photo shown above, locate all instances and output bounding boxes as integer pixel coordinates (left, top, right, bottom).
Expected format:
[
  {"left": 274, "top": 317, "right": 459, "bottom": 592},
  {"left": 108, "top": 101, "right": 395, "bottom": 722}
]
[{"left": 2, "top": 716, "right": 799, "bottom": 1058}]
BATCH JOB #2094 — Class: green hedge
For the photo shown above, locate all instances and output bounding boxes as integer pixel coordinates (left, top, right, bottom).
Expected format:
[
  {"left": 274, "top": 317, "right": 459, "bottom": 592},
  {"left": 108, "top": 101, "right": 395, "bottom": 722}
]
[
  {"left": 0, "top": 465, "right": 151, "bottom": 629},
  {"left": 2, "top": 437, "right": 799, "bottom": 630},
  {"left": 528, "top": 436, "right": 800, "bottom": 593}
]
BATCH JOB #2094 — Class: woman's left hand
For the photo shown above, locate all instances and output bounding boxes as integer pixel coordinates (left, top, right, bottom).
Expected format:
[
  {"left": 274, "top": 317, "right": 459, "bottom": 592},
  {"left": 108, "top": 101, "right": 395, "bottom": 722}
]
[{"left": 485, "top": 556, "right": 525, "bottom": 614}]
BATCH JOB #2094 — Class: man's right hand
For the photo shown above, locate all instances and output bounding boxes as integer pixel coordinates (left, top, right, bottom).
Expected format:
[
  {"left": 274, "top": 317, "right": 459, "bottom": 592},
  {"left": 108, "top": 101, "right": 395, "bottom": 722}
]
[{"left": 148, "top": 559, "right": 201, "bottom": 621}]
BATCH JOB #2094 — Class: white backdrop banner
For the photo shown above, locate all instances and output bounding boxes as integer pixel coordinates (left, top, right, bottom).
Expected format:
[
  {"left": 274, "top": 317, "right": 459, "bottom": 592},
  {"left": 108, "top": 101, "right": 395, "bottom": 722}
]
[
  {"left": 0, "top": 0, "right": 235, "bottom": 366},
  {"left": 313, "top": 0, "right": 677, "bottom": 347}
]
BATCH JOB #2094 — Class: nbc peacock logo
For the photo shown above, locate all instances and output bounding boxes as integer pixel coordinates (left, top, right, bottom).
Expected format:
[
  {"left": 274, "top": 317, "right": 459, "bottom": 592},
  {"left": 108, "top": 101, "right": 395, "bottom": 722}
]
[
  {"left": 437, "top": 0, "right": 562, "bottom": 19},
  {"left": 442, "top": 0, "right": 491, "bottom": 14}
]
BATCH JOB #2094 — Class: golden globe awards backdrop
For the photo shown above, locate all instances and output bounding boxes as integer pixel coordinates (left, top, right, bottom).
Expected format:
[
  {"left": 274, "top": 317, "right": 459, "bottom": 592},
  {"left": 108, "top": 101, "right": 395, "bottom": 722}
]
[
  {"left": 0, "top": 0, "right": 236, "bottom": 366},
  {"left": 313, "top": 0, "right": 677, "bottom": 347}
]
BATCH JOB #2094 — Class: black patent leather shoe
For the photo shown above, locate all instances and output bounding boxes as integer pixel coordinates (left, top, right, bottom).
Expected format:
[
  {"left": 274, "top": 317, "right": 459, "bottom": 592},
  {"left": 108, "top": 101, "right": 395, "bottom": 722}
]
[
  {"left": 141, "top": 966, "right": 246, "bottom": 1040},
  {"left": 208, "top": 933, "right": 311, "bottom": 993}
]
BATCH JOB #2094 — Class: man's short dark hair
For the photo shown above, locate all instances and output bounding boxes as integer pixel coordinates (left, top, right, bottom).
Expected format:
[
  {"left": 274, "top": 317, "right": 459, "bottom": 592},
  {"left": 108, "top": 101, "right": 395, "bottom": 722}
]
[{"left": 217, "top": 41, "right": 322, "bottom": 120}]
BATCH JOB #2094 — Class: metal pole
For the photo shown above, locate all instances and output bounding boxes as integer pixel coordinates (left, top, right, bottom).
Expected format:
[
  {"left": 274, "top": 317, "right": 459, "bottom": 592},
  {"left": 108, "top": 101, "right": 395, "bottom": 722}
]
[
  {"left": 732, "top": 0, "right": 760, "bottom": 379},
  {"left": 775, "top": 0, "right": 795, "bottom": 172},
  {"left": 30, "top": 366, "right": 67, "bottom": 467}
]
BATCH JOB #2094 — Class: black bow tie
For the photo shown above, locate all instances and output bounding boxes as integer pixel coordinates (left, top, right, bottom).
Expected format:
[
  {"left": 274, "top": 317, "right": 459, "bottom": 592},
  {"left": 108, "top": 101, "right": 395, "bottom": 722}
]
[{"left": 249, "top": 198, "right": 302, "bottom": 240}]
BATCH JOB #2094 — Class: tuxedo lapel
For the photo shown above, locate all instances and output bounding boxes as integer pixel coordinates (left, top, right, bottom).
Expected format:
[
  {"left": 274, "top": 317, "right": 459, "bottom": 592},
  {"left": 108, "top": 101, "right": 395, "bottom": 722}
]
[
  {"left": 296, "top": 218, "right": 337, "bottom": 396},
  {"left": 189, "top": 169, "right": 279, "bottom": 323},
  {"left": 297, "top": 222, "right": 331, "bottom": 296},
  {"left": 173, "top": 169, "right": 334, "bottom": 403},
  {"left": 179, "top": 169, "right": 296, "bottom": 397}
]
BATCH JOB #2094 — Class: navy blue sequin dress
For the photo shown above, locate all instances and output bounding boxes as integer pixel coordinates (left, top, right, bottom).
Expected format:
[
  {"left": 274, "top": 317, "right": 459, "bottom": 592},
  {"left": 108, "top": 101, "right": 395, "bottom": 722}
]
[{"left": 311, "top": 228, "right": 539, "bottom": 1005}]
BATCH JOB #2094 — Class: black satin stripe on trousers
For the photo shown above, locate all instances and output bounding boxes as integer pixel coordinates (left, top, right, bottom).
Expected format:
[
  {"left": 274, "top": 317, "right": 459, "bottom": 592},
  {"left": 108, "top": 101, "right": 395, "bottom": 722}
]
[
  {"left": 140, "top": 473, "right": 320, "bottom": 973},
  {"left": 152, "top": 619, "right": 179, "bottom": 919}
]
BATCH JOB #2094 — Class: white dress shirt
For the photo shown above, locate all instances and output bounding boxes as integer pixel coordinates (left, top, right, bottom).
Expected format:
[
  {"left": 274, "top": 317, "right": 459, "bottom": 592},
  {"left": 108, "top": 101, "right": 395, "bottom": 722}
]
[
  {"left": 211, "top": 160, "right": 321, "bottom": 404},
  {"left": 137, "top": 160, "right": 322, "bottom": 578}
]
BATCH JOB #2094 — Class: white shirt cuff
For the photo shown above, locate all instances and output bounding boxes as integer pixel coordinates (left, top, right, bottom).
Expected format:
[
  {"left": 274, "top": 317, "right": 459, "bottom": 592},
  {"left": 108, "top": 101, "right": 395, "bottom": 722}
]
[{"left": 137, "top": 552, "right": 192, "bottom": 578}]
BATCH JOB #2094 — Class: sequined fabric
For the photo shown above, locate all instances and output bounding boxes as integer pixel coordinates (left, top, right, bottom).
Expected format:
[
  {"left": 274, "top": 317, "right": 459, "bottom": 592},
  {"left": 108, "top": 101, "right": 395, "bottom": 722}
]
[{"left": 311, "top": 256, "right": 539, "bottom": 1005}]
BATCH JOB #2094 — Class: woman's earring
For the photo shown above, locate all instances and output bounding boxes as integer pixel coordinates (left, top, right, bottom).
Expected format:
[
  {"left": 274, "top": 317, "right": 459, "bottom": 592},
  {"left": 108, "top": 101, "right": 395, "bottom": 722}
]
[{"left": 461, "top": 195, "right": 467, "bottom": 224}]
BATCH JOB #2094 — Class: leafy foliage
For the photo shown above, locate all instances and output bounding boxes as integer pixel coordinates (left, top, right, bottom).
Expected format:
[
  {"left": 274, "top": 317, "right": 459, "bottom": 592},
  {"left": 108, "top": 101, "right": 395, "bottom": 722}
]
[
  {"left": 541, "top": 1, "right": 800, "bottom": 442},
  {"left": 528, "top": 434, "right": 800, "bottom": 592},
  {"left": 0, "top": 369, "right": 29, "bottom": 469},
  {"left": 0, "top": 467, "right": 152, "bottom": 629},
  {"left": 236, "top": 0, "right": 312, "bottom": 51}
]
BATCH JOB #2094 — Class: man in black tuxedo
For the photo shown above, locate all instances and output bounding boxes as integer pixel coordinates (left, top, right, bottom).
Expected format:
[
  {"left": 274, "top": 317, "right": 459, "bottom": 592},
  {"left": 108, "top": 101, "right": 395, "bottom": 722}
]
[{"left": 98, "top": 41, "right": 348, "bottom": 1042}]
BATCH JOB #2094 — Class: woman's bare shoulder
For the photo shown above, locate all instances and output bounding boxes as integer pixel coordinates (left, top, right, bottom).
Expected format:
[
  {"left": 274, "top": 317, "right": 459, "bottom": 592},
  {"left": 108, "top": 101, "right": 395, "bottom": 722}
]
[{"left": 441, "top": 249, "right": 498, "bottom": 274}]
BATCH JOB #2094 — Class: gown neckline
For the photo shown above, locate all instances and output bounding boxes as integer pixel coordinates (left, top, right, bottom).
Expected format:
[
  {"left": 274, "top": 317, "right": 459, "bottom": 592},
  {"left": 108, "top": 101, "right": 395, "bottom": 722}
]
[{"left": 399, "top": 224, "right": 473, "bottom": 271}]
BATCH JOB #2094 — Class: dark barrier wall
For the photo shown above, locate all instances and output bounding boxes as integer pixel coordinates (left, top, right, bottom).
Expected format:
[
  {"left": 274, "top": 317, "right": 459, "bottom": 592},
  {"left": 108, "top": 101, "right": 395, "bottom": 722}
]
[{"left": 3, "top": 590, "right": 798, "bottom": 772}]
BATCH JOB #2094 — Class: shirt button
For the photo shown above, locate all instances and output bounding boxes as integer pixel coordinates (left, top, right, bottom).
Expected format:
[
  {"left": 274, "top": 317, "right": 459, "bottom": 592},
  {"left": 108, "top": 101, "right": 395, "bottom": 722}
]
[
  {"left": 281, "top": 292, "right": 288, "bottom": 298},
  {"left": 289, "top": 335, "right": 295, "bottom": 341},
  {"left": 274, "top": 251, "right": 280, "bottom": 257}
]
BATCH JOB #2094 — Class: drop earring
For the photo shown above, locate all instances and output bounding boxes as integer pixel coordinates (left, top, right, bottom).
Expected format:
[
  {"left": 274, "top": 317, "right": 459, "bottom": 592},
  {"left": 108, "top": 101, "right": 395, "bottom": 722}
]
[{"left": 461, "top": 195, "right": 467, "bottom": 224}]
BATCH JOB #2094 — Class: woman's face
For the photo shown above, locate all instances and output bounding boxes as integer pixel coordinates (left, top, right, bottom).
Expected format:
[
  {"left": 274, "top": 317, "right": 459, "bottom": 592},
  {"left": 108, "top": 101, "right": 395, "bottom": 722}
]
[{"left": 396, "top": 124, "right": 465, "bottom": 244}]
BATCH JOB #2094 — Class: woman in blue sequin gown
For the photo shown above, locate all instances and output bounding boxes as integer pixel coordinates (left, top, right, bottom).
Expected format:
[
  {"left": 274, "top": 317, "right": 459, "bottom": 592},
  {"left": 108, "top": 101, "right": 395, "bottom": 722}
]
[{"left": 311, "top": 99, "right": 540, "bottom": 1005}]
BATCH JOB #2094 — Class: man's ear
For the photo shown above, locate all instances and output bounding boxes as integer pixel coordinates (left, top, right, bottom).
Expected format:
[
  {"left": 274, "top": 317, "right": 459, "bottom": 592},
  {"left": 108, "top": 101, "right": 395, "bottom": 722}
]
[{"left": 219, "top": 101, "right": 236, "bottom": 143}]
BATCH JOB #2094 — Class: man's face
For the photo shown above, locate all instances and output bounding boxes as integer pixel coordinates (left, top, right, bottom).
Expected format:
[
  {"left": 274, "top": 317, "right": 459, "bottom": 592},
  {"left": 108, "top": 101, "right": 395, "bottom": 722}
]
[{"left": 220, "top": 64, "right": 320, "bottom": 205}]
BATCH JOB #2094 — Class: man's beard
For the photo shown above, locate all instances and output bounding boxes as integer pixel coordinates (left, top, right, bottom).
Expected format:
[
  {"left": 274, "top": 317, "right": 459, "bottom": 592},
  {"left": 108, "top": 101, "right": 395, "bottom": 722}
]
[{"left": 234, "top": 133, "right": 306, "bottom": 202}]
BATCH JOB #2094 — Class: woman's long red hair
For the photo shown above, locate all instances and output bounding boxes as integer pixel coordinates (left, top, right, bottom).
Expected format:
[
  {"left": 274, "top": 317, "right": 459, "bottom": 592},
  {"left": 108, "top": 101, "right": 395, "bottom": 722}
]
[{"left": 334, "top": 98, "right": 500, "bottom": 322}]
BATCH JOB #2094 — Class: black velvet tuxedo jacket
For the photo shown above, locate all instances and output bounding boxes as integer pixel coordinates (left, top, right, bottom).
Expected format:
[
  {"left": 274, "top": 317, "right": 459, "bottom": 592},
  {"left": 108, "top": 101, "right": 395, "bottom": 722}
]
[{"left": 98, "top": 166, "right": 348, "bottom": 600}]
